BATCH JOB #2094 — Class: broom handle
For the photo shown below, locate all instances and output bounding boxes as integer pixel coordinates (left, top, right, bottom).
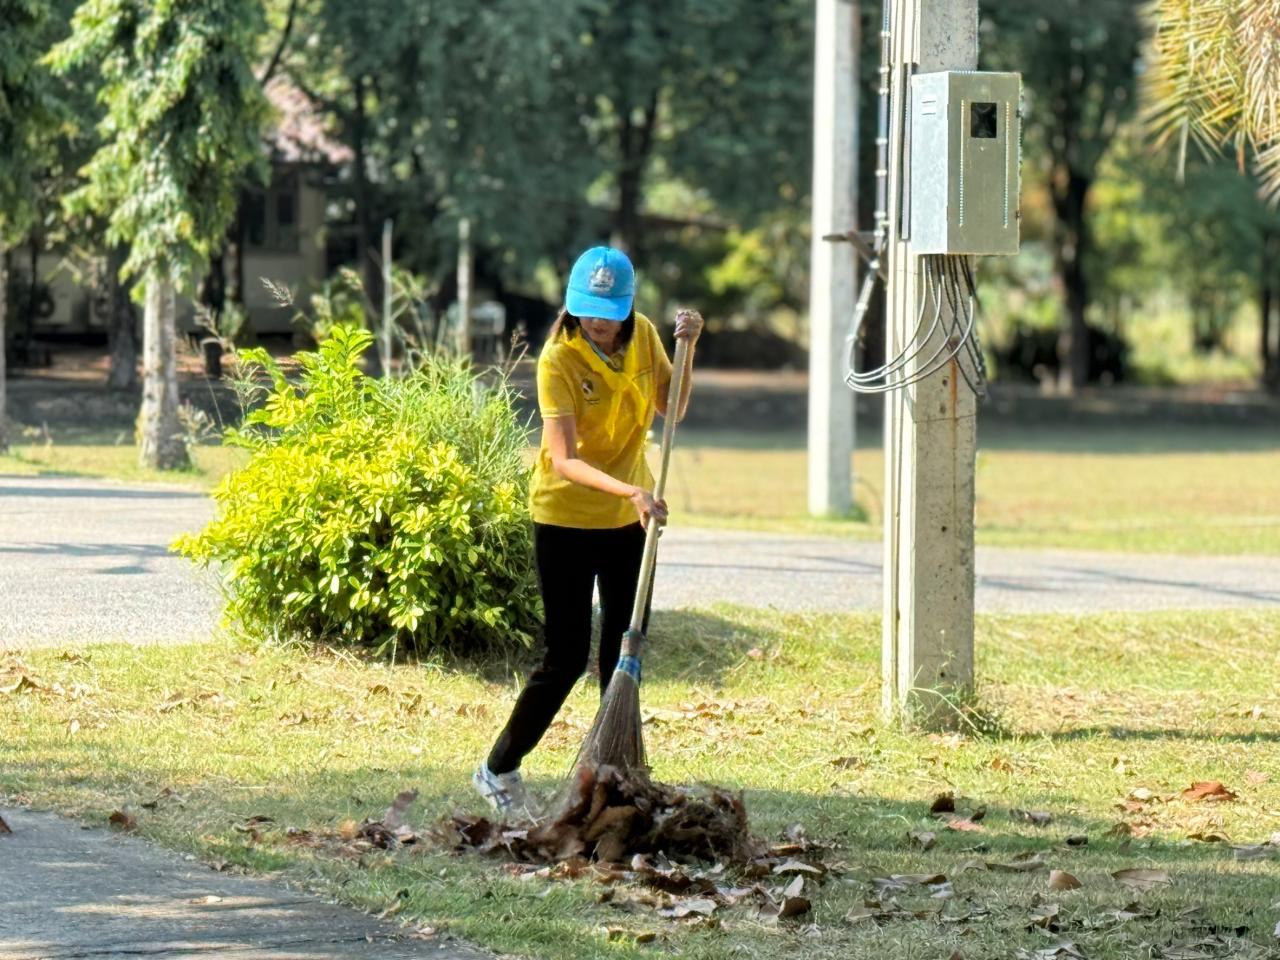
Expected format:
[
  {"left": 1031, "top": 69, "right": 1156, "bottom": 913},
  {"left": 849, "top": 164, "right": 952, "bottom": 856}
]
[{"left": 626, "top": 334, "right": 691, "bottom": 640}]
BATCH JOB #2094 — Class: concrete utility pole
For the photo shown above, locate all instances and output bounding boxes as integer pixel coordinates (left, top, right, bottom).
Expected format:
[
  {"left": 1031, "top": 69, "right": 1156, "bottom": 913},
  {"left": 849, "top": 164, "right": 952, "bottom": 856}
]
[
  {"left": 882, "top": 0, "right": 979, "bottom": 725},
  {"left": 807, "top": 0, "right": 858, "bottom": 517},
  {"left": 457, "top": 217, "right": 473, "bottom": 359}
]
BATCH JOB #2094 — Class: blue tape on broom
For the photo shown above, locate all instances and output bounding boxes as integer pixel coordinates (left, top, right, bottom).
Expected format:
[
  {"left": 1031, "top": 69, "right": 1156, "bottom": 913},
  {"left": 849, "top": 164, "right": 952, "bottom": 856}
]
[{"left": 616, "top": 655, "right": 642, "bottom": 684}]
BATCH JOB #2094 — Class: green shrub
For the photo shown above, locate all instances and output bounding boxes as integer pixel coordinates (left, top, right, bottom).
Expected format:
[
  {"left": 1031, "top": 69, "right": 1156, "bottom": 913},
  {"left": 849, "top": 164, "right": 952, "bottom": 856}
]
[{"left": 176, "top": 325, "right": 540, "bottom": 658}]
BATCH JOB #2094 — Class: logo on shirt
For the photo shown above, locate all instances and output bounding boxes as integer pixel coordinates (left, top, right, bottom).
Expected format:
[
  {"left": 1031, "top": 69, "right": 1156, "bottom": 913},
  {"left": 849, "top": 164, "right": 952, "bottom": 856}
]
[{"left": 580, "top": 375, "right": 596, "bottom": 399}]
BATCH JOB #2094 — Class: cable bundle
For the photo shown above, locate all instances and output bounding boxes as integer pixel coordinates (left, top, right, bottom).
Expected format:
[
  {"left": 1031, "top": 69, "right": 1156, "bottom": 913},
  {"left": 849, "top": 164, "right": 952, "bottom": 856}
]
[{"left": 843, "top": 254, "right": 988, "bottom": 397}]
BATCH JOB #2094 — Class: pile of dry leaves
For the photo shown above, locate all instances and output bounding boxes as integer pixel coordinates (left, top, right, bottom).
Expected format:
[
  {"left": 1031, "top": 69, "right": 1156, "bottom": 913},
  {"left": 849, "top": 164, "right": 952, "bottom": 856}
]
[
  {"left": 432, "top": 765, "right": 834, "bottom": 925},
  {"left": 439, "top": 764, "right": 759, "bottom": 866}
]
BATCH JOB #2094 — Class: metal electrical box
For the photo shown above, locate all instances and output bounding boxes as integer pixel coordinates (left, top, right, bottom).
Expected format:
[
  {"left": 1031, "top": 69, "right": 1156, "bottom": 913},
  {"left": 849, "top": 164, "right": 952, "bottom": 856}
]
[{"left": 909, "top": 71, "right": 1021, "bottom": 256}]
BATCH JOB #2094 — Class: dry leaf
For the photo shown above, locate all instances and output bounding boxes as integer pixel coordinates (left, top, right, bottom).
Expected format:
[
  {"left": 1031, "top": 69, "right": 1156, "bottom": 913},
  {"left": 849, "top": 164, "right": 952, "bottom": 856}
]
[
  {"left": 1245, "top": 770, "right": 1270, "bottom": 786},
  {"left": 1048, "top": 870, "right": 1082, "bottom": 891},
  {"left": 773, "top": 859, "right": 822, "bottom": 876},
  {"left": 658, "top": 897, "right": 717, "bottom": 919},
  {"left": 987, "top": 852, "right": 1047, "bottom": 873},
  {"left": 830, "top": 756, "right": 864, "bottom": 770},
  {"left": 783, "top": 875, "right": 805, "bottom": 899},
  {"left": 1028, "top": 902, "right": 1061, "bottom": 930},
  {"left": 845, "top": 905, "right": 882, "bottom": 924},
  {"left": 883, "top": 873, "right": 949, "bottom": 887},
  {"left": 0, "top": 815, "right": 11, "bottom": 835},
  {"left": 777, "top": 896, "right": 811, "bottom": 919},
  {"left": 337, "top": 818, "right": 360, "bottom": 841},
  {"left": 909, "top": 829, "right": 937, "bottom": 850},
  {"left": 1013, "top": 809, "right": 1053, "bottom": 827},
  {"left": 989, "top": 756, "right": 1014, "bottom": 773},
  {"left": 1112, "top": 868, "right": 1171, "bottom": 891},
  {"left": 1181, "top": 781, "right": 1236, "bottom": 803},
  {"left": 945, "top": 816, "right": 984, "bottom": 832},
  {"left": 1027, "top": 942, "right": 1084, "bottom": 960},
  {"left": 1186, "top": 831, "right": 1229, "bottom": 844},
  {"left": 108, "top": 810, "right": 136, "bottom": 831},
  {"left": 382, "top": 789, "right": 418, "bottom": 831},
  {"left": 1, "top": 675, "right": 41, "bottom": 695},
  {"left": 1065, "top": 835, "right": 1089, "bottom": 847},
  {"left": 930, "top": 793, "right": 956, "bottom": 814}
]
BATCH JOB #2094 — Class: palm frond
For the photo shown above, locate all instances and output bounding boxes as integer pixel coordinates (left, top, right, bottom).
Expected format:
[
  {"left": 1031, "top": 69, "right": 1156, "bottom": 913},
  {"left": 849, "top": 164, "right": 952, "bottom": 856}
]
[{"left": 1144, "top": 0, "right": 1280, "bottom": 201}]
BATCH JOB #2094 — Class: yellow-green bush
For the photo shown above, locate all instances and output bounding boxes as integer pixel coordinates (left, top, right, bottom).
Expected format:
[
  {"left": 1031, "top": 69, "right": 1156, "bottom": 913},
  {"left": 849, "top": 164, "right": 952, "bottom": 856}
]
[{"left": 177, "top": 326, "right": 539, "bottom": 657}]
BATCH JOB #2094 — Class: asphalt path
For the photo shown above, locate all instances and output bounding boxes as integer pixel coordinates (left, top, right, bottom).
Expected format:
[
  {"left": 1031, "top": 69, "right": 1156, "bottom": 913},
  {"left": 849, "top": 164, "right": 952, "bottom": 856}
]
[
  {"left": 0, "top": 807, "right": 490, "bottom": 959},
  {"left": 3, "top": 474, "right": 1277, "bottom": 650}
]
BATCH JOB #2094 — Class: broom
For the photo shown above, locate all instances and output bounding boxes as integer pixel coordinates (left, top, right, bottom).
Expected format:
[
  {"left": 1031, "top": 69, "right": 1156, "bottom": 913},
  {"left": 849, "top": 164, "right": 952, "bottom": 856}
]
[{"left": 558, "top": 327, "right": 692, "bottom": 796}]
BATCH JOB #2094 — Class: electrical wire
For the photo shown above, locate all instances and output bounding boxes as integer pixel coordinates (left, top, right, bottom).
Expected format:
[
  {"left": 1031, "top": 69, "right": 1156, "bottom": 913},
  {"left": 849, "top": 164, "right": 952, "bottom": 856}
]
[{"left": 844, "top": 254, "right": 987, "bottom": 396}]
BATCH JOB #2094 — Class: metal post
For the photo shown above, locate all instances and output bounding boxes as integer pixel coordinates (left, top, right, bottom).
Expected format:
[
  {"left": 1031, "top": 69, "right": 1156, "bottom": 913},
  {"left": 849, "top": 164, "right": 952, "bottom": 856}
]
[
  {"left": 882, "top": 0, "right": 979, "bottom": 726},
  {"left": 807, "top": 0, "right": 858, "bottom": 517},
  {"left": 457, "top": 216, "right": 473, "bottom": 359},
  {"left": 381, "top": 218, "right": 393, "bottom": 376}
]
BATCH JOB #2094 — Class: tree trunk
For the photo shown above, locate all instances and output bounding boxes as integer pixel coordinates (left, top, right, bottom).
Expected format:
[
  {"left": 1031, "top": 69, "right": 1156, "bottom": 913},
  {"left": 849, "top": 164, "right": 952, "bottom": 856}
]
[
  {"left": 226, "top": 204, "right": 246, "bottom": 311},
  {"left": 0, "top": 244, "right": 8, "bottom": 454},
  {"left": 105, "top": 247, "right": 139, "bottom": 391},
  {"left": 352, "top": 75, "right": 382, "bottom": 376},
  {"left": 137, "top": 276, "right": 189, "bottom": 470},
  {"left": 1051, "top": 171, "right": 1091, "bottom": 393},
  {"left": 612, "top": 89, "right": 659, "bottom": 261}
]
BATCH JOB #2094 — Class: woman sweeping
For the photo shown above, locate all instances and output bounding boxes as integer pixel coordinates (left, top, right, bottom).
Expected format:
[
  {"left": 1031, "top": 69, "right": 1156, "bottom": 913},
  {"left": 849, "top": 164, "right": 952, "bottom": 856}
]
[{"left": 474, "top": 246, "right": 702, "bottom": 815}]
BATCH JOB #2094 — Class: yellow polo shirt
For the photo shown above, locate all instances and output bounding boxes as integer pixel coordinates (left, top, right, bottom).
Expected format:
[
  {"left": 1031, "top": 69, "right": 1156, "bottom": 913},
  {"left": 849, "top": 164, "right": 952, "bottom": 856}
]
[{"left": 530, "top": 313, "right": 673, "bottom": 529}]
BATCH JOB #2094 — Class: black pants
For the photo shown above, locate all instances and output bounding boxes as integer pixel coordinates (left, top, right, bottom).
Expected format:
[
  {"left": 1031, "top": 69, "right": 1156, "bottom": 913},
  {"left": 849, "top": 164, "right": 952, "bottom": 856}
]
[{"left": 487, "top": 522, "right": 651, "bottom": 774}]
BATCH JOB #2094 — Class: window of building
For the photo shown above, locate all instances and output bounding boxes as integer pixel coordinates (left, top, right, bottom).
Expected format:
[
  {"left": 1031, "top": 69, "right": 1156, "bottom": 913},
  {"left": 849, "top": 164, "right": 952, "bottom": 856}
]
[{"left": 244, "top": 173, "right": 301, "bottom": 252}]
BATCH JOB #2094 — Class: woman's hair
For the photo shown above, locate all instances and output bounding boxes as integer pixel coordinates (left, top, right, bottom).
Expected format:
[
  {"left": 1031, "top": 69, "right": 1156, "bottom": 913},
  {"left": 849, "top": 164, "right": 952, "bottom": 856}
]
[{"left": 548, "top": 307, "right": 636, "bottom": 350}]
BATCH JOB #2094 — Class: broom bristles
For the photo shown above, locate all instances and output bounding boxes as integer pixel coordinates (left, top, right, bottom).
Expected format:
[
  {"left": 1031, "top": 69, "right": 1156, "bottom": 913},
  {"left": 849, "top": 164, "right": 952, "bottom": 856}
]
[{"left": 550, "top": 649, "right": 647, "bottom": 818}]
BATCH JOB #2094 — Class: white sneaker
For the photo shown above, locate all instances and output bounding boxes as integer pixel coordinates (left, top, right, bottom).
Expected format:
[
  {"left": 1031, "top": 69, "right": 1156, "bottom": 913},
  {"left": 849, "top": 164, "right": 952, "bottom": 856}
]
[{"left": 472, "top": 762, "right": 533, "bottom": 819}]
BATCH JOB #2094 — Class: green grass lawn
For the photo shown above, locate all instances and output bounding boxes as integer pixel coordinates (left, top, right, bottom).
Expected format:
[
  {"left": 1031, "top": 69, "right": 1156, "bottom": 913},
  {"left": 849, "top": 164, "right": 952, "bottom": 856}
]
[
  {"left": 4, "top": 608, "right": 1280, "bottom": 959},
  {"left": 3, "top": 420, "right": 1278, "bottom": 554},
  {"left": 666, "top": 423, "right": 1280, "bottom": 554},
  {"left": 1, "top": 427, "right": 246, "bottom": 489}
]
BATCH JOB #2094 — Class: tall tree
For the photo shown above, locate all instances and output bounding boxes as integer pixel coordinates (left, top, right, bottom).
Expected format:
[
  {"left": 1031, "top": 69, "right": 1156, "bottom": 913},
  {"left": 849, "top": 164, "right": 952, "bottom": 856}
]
[
  {"left": 50, "top": 0, "right": 269, "bottom": 469},
  {"left": 577, "top": 0, "right": 813, "bottom": 261},
  {"left": 0, "top": 0, "right": 60, "bottom": 454},
  {"left": 283, "top": 0, "right": 601, "bottom": 291},
  {"left": 985, "top": 0, "right": 1144, "bottom": 391}
]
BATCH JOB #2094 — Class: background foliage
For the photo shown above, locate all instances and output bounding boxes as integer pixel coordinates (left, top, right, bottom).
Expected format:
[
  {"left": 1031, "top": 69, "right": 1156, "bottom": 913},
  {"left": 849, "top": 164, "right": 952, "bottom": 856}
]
[{"left": 3, "top": 0, "right": 1280, "bottom": 388}]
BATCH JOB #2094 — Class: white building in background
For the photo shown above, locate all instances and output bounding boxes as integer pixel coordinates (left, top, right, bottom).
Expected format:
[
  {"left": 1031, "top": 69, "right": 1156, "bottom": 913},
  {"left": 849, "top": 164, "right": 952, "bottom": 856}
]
[{"left": 15, "top": 77, "right": 351, "bottom": 344}]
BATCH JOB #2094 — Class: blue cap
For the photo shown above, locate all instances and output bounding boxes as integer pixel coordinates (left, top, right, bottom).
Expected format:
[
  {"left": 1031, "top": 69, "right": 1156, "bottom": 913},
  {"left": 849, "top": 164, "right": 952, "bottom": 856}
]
[{"left": 565, "top": 246, "right": 635, "bottom": 322}]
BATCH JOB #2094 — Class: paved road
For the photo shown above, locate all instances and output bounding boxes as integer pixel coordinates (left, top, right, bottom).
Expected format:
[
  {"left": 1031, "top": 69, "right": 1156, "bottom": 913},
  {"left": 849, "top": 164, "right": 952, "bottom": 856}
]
[
  {"left": 3, "top": 474, "right": 1278, "bottom": 649},
  {"left": 0, "top": 807, "right": 488, "bottom": 960}
]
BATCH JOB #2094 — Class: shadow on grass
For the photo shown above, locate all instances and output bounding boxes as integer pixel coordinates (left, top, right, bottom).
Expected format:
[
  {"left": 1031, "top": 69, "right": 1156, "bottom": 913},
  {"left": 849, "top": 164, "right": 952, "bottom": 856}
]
[
  {"left": 5, "top": 744, "right": 1279, "bottom": 960},
  {"left": 396, "top": 609, "right": 775, "bottom": 689}
]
